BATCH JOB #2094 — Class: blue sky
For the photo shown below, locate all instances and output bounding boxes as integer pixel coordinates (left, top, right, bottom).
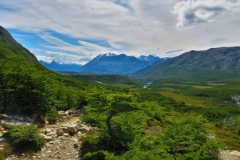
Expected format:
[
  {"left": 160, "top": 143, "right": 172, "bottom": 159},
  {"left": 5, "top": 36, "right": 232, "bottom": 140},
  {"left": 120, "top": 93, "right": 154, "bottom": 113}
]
[{"left": 1, "top": 0, "right": 240, "bottom": 64}]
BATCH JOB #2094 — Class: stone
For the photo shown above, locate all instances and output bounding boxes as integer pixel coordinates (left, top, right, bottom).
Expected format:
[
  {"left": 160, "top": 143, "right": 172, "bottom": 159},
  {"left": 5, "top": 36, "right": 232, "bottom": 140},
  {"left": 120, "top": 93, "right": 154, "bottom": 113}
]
[
  {"left": 25, "top": 116, "right": 33, "bottom": 123},
  {"left": 73, "top": 143, "right": 78, "bottom": 148},
  {"left": 0, "top": 114, "right": 8, "bottom": 119},
  {"left": 44, "top": 128, "right": 52, "bottom": 134},
  {"left": 43, "top": 135, "right": 53, "bottom": 142},
  {"left": 57, "top": 129, "right": 65, "bottom": 136},
  {"left": 79, "top": 126, "right": 91, "bottom": 133},
  {"left": 66, "top": 125, "right": 78, "bottom": 134}
]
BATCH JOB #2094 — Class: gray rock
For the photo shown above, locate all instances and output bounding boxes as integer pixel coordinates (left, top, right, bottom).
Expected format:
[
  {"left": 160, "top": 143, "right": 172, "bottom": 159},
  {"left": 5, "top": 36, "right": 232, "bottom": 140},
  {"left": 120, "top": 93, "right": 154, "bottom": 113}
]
[
  {"left": 25, "top": 116, "right": 33, "bottom": 123},
  {"left": 44, "top": 129, "right": 52, "bottom": 134}
]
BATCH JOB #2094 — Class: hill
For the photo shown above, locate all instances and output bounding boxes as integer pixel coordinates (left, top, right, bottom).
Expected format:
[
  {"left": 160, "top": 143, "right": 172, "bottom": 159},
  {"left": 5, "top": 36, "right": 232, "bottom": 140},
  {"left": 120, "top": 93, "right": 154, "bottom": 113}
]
[
  {"left": 0, "top": 26, "right": 98, "bottom": 115},
  {"left": 133, "top": 47, "right": 240, "bottom": 83},
  {"left": 0, "top": 26, "right": 39, "bottom": 64},
  {"left": 79, "top": 53, "right": 164, "bottom": 75}
]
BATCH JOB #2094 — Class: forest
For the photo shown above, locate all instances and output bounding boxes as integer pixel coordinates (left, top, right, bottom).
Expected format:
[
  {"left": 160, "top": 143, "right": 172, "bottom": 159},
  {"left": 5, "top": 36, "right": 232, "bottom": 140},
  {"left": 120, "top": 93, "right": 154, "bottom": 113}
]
[{"left": 1, "top": 55, "right": 240, "bottom": 160}]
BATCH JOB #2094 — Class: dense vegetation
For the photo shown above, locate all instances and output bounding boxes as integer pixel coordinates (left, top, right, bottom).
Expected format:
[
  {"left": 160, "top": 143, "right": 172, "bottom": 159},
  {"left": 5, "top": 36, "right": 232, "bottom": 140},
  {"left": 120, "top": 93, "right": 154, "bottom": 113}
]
[
  {"left": 70, "top": 74, "right": 143, "bottom": 87},
  {"left": 3, "top": 125, "right": 44, "bottom": 152},
  {"left": 0, "top": 55, "right": 96, "bottom": 116},
  {"left": 80, "top": 91, "right": 220, "bottom": 159},
  {"left": 1, "top": 27, "right": 240, "bottom": 159}
]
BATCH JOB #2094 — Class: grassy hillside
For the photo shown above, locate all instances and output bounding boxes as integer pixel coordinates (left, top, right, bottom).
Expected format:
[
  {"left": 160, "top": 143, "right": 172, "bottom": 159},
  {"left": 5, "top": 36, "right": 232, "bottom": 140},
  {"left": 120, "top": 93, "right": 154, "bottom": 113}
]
[{"left": 0, "top": 26, "right": 38, "bottom": 63}]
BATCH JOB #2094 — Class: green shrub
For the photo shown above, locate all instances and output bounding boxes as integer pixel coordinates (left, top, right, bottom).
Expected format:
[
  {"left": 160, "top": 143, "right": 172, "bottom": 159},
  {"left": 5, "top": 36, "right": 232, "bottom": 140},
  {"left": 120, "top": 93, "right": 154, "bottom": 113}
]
[
  {"left": 83, "top": 151, "right": 106, "bottom": 160},
  {"left": 3, "top": 125, "right": 45, "bottom": 153}
]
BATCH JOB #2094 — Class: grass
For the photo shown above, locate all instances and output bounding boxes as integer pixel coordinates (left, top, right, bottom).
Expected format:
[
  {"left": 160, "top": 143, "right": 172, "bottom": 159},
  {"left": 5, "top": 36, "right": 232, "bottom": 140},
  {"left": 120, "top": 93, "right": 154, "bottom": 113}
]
[
  {"left": 212, "top": 126, "right": 240, "bottom": 151},
  {"left": 159, "top": 91, "right": 207, "bottom": 107},
  {"left": 192, "top": 85, "right": 214, "bottom": 89}
]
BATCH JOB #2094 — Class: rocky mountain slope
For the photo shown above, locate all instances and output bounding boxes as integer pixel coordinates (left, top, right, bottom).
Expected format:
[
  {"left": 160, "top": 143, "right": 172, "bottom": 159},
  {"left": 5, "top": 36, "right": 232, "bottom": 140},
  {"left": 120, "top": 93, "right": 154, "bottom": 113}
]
[{"left": 133, "top": 47, "right": 240, "bottom": 82}]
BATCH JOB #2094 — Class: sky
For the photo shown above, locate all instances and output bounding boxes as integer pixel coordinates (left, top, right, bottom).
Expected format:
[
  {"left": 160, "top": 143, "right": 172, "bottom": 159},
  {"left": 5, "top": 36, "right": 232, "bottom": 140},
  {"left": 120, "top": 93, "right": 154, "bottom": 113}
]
[{"left": 0, "top": 0, "right": 240, "bottom": 64}]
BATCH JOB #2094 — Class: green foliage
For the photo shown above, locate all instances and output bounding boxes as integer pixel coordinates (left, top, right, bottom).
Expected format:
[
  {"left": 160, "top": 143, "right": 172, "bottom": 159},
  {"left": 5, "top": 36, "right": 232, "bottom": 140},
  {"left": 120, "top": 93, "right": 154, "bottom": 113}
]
[
  {"left": 3, "top": 125, "right": 45, "bottom": 153},
  {"left": 160, "top": 114, "right": 219, "bottom": 160},
  {"left": 0, "top": 55, "right": 96, "bottom": 116},
  {"left": 72, "top": 74, "right": 143, "bottom": 87},
  {"left": 80, "top": 89, "right": 220, "bottom": 159}
]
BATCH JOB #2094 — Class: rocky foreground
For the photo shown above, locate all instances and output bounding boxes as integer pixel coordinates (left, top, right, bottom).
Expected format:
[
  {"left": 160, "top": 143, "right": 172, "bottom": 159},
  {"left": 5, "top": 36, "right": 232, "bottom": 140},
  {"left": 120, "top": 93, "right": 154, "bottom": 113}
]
[
  {"left": 1, "top": 110, "right": 240, "bottom": 160},
  {"left": 0, "top": 110, "right": 94, "bottom": 160}
]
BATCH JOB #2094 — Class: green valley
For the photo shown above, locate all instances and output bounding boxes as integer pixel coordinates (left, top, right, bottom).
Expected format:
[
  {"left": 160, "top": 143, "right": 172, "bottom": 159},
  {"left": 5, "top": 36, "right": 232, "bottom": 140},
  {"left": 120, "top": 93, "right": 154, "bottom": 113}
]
[{"left": 1, "top": 26, "right": 240, "bottom": 160}]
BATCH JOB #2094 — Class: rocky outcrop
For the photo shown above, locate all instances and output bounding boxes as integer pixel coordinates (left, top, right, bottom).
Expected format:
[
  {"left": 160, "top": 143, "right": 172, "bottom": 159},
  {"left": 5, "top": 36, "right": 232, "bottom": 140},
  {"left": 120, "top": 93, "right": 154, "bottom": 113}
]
[
  {"left": 231, "top": 95, "right": 240, "bottom": 105},
  {"left": 219, "top": 150, "right": 240, "bottom": 160},
  {"left": 0, "top": 113, "right": 38, "bottom": 126}
]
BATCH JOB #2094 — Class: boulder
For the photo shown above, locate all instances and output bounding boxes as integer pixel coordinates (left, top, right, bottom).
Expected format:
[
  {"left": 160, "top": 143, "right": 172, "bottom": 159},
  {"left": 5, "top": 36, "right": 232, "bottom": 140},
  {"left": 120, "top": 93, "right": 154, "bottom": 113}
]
[
  {"left": 44, "top": 128, "right": 52, "bottom": 134},
  {"left": 25, "top": 116, "right": 33, "bottom": 123},
  {"left": 43, "top": 135, "right": 53, "bottom": 142},
  {"left": 79, "top": 126, "right": 91, "bottom": 133},
  {"left": 0, "top": 114, "right": 8, "bottom": 120},
  {"left": 57, "top": 129, "right": 65, "bottom": 136},
  {"left": 66, "top": 125, "right": 78, "bottom": 134}
]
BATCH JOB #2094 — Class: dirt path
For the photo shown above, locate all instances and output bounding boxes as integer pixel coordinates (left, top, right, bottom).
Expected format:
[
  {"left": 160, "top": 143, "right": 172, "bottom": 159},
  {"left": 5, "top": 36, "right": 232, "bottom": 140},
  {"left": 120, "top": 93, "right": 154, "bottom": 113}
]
[{"left": 7, "top": 115, "right": 83, "bottom": 160}]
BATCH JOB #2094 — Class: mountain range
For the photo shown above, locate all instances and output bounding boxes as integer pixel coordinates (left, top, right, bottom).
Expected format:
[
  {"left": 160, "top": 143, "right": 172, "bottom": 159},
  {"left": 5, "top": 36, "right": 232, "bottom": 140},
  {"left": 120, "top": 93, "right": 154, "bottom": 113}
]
[
  {"left": 78, "top": 53, "right": 165, "bottom": 75},
  {"left": 39, "top": 60, "right": 82, "bottom": 72},
  {"left": 133, "top": 47, "right": 240, "bottom": 83},
  {"left": 39, "top": 53, "right": 166, "bottom": 75}
]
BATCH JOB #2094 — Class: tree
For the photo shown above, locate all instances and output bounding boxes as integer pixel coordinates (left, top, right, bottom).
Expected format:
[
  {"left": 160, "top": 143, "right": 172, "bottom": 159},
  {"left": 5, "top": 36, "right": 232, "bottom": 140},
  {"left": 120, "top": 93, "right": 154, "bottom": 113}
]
[{"left": 160, "top": 114, "right": 219, "bottom": 160}]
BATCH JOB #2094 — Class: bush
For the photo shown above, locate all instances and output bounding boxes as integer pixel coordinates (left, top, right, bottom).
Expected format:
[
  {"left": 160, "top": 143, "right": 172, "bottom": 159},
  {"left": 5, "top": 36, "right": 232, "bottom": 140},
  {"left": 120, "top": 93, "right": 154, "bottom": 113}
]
[{"left": 3, "top": 125, "right": 45, "bottom": 153}]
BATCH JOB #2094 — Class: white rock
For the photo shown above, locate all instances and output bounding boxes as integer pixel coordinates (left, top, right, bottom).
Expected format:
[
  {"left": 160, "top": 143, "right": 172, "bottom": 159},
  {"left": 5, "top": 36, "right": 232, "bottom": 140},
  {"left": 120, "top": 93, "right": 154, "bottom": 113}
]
[{"left": 43, "top": 135, "right": 53, "bottom": 142}]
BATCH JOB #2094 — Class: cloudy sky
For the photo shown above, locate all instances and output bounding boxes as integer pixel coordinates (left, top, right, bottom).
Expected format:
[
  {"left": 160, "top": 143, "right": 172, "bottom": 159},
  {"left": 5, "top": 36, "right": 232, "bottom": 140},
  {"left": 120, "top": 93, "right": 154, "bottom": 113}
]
[{"left": 1, "top": 0, "right": 240, "bottom": 64}]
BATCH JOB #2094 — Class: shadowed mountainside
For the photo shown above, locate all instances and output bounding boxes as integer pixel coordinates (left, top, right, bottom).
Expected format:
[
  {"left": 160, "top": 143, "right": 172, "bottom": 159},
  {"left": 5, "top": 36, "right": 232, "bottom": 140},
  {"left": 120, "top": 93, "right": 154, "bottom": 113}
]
[{"left": 133, "top": 47, "right": 240, "bottom": 83}]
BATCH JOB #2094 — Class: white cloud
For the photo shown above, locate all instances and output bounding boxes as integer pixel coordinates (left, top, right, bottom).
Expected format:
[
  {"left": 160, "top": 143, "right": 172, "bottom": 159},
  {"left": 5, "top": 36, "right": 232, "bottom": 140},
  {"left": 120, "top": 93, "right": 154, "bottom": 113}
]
[
  {"left": 171, "top": 0, "right": 240, "bottom": 29},
  {"left": 38, "top": 34, "right": 72, "bottom": 47},
  {"left": 1, "top": 0, "right": 240, "bottom": 64}
]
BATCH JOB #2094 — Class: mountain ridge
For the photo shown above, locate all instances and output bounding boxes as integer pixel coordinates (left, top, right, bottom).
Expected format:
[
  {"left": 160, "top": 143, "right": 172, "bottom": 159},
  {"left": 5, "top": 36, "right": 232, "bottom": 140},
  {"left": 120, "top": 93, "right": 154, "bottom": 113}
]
[{"left": 133, "top": 46, "right": 240, "bottom": 82}]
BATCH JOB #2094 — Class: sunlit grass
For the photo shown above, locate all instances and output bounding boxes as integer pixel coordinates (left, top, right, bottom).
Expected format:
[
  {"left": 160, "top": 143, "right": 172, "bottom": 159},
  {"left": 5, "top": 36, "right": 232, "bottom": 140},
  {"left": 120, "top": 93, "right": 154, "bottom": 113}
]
[
  {"left": 159, "top": 91, "right": 207, "bottom": 107},
  {"left": 212, "top": 126, "right": 240, "bottom": 151},
  {"left": 192, "top": 85, "right": 214, "bottom": 89}
]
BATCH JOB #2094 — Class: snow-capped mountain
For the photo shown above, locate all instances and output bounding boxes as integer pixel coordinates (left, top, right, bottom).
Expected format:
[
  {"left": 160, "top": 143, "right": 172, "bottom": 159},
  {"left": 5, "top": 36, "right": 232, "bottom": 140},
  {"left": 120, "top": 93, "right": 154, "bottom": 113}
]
[
  {"left": 39, "top": 60, "right": 82, "bottom": 72},
  {"left": 79, "top": 53, "right": 166, "bottom": 75}
]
